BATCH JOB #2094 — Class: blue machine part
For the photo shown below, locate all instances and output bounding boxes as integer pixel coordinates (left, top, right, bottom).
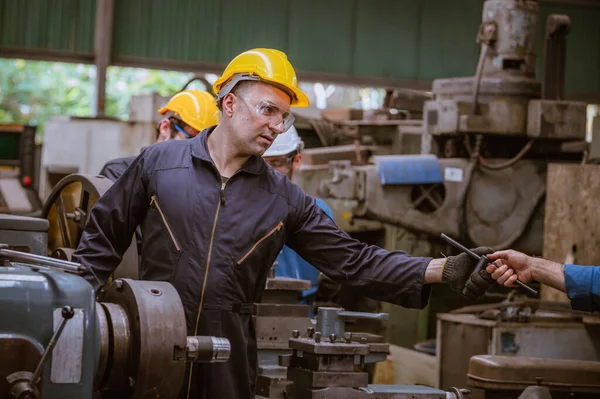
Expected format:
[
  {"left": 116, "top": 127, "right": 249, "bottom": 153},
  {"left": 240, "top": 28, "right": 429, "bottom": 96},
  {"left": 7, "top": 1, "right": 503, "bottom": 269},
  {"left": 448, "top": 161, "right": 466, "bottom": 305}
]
[
  {"left": 373, "top": 154, "right": 443, "bottom": 185},
  {"left": 0, "top": 265, "right": 97, "bottom": 399}
]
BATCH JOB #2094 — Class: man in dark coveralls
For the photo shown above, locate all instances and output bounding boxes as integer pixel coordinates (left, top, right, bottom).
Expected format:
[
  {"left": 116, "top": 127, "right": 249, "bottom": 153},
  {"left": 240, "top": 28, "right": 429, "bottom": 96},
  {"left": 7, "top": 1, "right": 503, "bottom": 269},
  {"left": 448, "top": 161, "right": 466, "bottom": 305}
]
[{"left": 72, "top": 48, "right": 495, "bottom": 399}]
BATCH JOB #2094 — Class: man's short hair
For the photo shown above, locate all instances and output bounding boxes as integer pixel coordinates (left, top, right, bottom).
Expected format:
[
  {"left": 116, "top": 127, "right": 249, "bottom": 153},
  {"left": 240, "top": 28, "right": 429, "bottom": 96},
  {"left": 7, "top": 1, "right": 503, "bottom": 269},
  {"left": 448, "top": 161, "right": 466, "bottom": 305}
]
[{"left": 231, "top": 81, "right": 259, "bottom": 98}]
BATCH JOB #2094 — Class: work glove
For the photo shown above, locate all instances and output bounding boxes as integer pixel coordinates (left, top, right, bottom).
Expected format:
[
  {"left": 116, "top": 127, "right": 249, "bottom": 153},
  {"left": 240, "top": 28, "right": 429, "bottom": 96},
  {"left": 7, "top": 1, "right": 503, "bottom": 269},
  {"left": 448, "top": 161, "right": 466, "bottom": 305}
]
[{"left": 442, "top": 247, "right": 495, "bottom": 300}]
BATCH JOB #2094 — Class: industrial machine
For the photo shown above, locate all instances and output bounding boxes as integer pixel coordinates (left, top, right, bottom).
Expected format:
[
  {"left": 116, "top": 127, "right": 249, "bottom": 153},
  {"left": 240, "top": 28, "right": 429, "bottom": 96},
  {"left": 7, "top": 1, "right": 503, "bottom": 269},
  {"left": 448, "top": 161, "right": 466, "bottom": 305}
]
[
  {"left": 437, "top": 296, "right": 600, "bottom": 399},
  {"left": 0, "top": 124, "right": 42, "bottom": 215},
  {"left": 0, "top": 214, "right": 230, "bottom": 399},
  {"left": 297, "top": 0, "right": 588, "bottom": 258},
  {"left": 40, "top": 174, "right": 139, "bottom": 281},
  {"left": 255, "top": 298, "right": 471, "bottom": 399},
  {"left": 39, "top": 93, "right": 169, "bottom": 200},
  {"left": 254, "top": 271, "right": 314, "bottom": 398}
]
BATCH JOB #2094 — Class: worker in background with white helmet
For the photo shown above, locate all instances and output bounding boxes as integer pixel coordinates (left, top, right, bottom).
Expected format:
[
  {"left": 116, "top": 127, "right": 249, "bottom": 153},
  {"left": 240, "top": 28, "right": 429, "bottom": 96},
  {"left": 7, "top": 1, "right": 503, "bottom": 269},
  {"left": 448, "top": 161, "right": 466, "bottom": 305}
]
[
  {"left": 100, "top": 89, "right": 219, "bottom": 181},
  {"left": 262, "top": 125, "right": 334, "bottom": 315}
]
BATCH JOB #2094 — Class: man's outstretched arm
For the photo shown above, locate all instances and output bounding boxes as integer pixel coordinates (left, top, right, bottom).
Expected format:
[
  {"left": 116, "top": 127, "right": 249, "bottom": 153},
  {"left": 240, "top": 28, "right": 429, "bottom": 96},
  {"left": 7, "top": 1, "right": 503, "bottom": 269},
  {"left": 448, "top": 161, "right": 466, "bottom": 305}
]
[
  {"left": 286, "top": 194, "right": 494, "bottom": 308},
  {"left": 487, "top": 249, "right": 600, "bottom": 312}
]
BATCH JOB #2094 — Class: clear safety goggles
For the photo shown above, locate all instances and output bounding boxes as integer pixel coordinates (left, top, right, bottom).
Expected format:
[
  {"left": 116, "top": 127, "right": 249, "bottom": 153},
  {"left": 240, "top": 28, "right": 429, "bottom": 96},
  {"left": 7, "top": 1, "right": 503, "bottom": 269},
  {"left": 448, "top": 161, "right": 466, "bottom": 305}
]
[
  {"left": 173, "top": 123, "right": 192, "bottom": 139},
  {"left": 239, "top": 96, "right": 295, "bottom": 132},
  {"left": 265, "top": 153, "right": 296, "bottom": 173}
]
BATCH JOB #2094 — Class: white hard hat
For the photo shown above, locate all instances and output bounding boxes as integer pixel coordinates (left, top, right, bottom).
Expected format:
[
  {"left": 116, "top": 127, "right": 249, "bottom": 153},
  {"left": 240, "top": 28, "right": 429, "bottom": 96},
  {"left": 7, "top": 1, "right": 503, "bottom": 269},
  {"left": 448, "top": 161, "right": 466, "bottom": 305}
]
[{"left": 263, "top": 125, "right": 304, "bottom": 157}]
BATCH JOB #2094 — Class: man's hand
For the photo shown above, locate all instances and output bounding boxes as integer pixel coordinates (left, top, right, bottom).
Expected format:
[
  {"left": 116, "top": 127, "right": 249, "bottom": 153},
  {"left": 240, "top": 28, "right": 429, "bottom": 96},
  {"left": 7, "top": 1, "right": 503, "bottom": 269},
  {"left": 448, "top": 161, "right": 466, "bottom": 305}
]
[
  {"left": 442, "top": 247, "right": 495, "bottom": 299},
  {"left": 485, "top": 249, "right": 535, "bottom": 288}
]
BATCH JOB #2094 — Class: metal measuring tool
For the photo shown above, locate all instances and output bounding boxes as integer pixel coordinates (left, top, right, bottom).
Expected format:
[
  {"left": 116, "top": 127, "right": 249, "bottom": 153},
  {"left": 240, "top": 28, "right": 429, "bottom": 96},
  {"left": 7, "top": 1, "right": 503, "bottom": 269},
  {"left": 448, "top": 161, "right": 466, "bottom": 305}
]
[{"left": 440, "top": 233, "right": 538, "bottom": 296}]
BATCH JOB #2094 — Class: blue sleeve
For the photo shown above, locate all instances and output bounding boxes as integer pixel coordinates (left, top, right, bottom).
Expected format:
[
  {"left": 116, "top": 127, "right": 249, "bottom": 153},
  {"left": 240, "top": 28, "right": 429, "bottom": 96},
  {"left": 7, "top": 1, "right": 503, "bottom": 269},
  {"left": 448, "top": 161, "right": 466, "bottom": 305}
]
[
  {"left": 315, "top": 198, "right": 335, "bottom": 221},
  {"left": 564, "top": 264, "right": 600, "bottom": 312}
]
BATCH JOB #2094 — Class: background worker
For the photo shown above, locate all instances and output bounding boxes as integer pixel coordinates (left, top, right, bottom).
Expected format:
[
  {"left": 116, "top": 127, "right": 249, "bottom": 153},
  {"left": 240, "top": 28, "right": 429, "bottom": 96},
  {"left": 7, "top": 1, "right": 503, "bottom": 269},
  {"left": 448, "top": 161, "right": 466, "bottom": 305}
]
[
  {"left": 486, "top": 249, "right": 600, "bottom": 312},
  {"left": 100, "top": 89, "right": 219, "bottom": 181},
  {"left": 72, "top": 48, "right": 495, "bottom": 399},
  {"left": 262, "top": 126, "right": 334, "bottom": 315}
]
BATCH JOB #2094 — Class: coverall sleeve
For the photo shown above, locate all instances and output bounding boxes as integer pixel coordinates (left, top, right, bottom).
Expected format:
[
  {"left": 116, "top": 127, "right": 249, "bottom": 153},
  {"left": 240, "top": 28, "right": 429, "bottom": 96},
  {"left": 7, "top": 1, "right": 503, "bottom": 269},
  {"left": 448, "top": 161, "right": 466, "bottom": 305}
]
[
  {"left": 72, "top": 151, "right": 150, "bottom": 291},
  {"left": 564, "top": 264, "right": 600, "bottom": 312},
  {"left": 286, "top": 193, "right": 432, "bottom": 309},
  {"left": 99, "top": 161, "right": 123, "bottom": 182}
]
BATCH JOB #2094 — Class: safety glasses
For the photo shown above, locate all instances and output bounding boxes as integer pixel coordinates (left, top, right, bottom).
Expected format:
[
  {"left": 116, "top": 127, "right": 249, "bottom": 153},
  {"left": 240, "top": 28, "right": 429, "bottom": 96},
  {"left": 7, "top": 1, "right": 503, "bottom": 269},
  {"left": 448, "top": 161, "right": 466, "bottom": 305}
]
[
  {"left": 168, "top": 116, "right": 197, "bottom": 139},
  {"left": 265, "top": 153, "right": 296, "bottom": 173},
  {"left": 173, "top": 123, "right": 192, "bottom": 139},
  {"left": 239, "top": 96, "right": 295, "bottom": 132}
]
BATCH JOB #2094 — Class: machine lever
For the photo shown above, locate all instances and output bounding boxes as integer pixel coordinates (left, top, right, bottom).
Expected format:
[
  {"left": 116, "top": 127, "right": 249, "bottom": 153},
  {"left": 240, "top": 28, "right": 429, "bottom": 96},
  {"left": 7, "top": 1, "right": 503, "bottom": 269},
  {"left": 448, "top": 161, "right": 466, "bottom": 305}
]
[
  {"left": 0, "top": 246, "right": 84, "bottom": 273},
  {"left": 316, "top": 307, "right": 390, "bottom": 338},
  {"left": 29, "top": 306, "right": 75, "bottom": 387},
  {"left": 440, "top": 234, "right": 538, "bottom": 296}
]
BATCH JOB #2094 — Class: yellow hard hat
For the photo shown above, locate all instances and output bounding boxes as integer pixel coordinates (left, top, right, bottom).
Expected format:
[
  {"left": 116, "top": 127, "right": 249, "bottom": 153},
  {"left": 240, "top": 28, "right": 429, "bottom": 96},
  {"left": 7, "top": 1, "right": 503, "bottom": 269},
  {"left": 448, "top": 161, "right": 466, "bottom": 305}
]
[
  {"left": 213, "top": 48, "right": 309, "bottom": 108},
  {"left": 157, "top": 90, "right": 219, "bottom": 132}
]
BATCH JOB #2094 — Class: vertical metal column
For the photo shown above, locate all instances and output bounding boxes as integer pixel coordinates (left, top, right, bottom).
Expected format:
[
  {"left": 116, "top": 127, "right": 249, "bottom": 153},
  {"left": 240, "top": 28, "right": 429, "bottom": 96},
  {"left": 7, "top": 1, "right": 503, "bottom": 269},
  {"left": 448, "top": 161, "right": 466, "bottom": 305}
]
[{"left": 94, "top": 0, "right": 115, "bottom": 117}]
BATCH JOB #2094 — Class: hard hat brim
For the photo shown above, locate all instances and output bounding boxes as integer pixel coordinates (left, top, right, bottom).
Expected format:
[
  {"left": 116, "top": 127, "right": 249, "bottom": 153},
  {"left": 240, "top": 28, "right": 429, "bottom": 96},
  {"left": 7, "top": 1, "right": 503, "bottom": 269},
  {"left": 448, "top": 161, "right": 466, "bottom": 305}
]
[{"left": 214, "top": 75, "right": 309, "bottom": 108}]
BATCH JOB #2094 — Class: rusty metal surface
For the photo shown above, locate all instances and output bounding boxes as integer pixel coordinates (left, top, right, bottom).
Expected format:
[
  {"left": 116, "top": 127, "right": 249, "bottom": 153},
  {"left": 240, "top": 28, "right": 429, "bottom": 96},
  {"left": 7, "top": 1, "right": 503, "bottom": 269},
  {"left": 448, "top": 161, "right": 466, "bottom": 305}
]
[
  {"left": 425, "top": 81, "right": 540, "bottom": 136},
  {"left": 260, "top": 290, "right": 301, "bottom": 304},
  {"left": 288, "top": 368, "right": 369, "bottom": 389},
  {"left": 526, "top": 100, "right": 587, "bottom": 139},
  {"left": 99, "top": 302, "right": 131, "bottom": 392},
  {"left": 255, "top": 276, "right": 315, "bottom": 396},
  {"left": 256, "top": 374, "right": 292, "bottom": 398},
  {"left": 51, "top": 307, "right": 84, "bottom": 383},
  {"left": 288, "top": 385, "right": 448, "bottom": 399},
  {"left": 254, "top": 316, "right": 314, "bottom": 350},
  {"left": 95, "top": 303, "right": 109, "bottom": 390},
  {"left": 254, "top": 303, "right": 310, "bottom": 318},
  {"left": 258, "top": 365, "right": 288, "bottom": 378},
  {"left": 302, "top": 145, "right": 380, "bottom": 166},
  {"left": 0, "top": 337, "right": 41, "bottom": 396},
  {"left": 265, "top": 278, "right": 312, "bottom": 291},
  {"left": 480, "top": 0, "right": 539, "bottom": 79},
  {"left": 289, "top": 337, "right": 370, "bottom": 356},
  {"left": 542, "top": 14, "right": 571, "bottom": 100},
  {"left": 50, "top": 247, "right": 75, "bottom": 261},
  {"left": 466, "top": 160, "right": 546, "bottom": 250},
  {"left": 437, "top": 317, "right": 492, "bottom": 394},
  {"left": 321, "top": 158, "right": 474, "bottom": 240},
  {"left": 437, "top": 308, "right": 600, "bottom": 397},
  {"left": 102, "top": 279, "right": 188, "bottom": 399},
  {"left": 318, "top": 156, "right": 547, "bottom": 253},
  {"left": 468, "top": 355, "right": 600, "bottom": 392},
  {"left": 291, "top": 352, "right": 356, "bottom": 372}
]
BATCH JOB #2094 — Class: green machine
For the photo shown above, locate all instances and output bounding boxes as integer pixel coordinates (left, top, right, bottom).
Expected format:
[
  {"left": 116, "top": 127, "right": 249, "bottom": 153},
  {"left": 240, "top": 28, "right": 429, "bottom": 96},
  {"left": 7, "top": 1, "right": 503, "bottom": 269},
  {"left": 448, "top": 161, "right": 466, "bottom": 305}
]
[{"left": 0, "top": 214, "right": 231, "bottom": 399}]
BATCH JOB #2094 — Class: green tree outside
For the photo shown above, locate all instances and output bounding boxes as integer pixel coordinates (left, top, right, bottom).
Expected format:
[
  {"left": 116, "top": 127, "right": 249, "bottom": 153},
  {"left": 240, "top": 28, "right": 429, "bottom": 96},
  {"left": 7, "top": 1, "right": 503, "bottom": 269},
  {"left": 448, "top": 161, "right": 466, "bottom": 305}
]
[{"left": 0, "top": 57, "right": 198, "bottom": 137}]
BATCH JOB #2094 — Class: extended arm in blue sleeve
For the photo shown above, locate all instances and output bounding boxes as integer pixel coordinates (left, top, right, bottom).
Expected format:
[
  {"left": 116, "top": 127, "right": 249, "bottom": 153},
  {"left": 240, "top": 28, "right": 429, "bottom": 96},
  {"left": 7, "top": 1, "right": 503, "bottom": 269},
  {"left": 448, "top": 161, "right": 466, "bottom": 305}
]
[{"left": 564, "top": 264, "right": 600, "bottom": 312}]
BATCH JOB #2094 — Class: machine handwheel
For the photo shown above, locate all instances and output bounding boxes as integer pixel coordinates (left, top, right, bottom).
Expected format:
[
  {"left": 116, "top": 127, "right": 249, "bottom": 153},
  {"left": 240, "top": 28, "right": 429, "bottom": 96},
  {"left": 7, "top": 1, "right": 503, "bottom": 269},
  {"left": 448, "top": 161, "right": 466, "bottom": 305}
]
[
  {"left": 41, "top": 174, "right": 139, "bottom": 281},
  {"left": 42, "top": 175, "right": 113, "bottom": 251}
]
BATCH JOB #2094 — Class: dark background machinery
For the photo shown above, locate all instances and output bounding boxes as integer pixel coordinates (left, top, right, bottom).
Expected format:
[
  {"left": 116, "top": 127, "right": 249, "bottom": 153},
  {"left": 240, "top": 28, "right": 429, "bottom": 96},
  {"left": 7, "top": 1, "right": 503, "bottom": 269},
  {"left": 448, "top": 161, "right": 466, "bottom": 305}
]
[{"left": 293, "top": 0, "right": 592, "bottom": 349}]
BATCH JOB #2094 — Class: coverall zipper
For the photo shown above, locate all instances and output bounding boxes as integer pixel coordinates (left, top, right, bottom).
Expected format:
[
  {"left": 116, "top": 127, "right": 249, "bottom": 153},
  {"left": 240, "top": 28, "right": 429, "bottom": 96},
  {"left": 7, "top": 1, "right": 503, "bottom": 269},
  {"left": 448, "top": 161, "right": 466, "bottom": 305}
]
[
  {"left": 237, "top": 221, "right": 284, "bottom": 265},
  {"left": 186, "top": 178, "right": 229, "bottom": 399},
  {"left": 150, "top": 195, "right": 181, "bottom": 252}
]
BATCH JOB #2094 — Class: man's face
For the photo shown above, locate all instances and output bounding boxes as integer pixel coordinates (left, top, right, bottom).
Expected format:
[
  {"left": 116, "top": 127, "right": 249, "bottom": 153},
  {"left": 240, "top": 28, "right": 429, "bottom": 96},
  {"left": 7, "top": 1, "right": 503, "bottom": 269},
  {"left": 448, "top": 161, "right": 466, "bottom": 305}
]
[
  {"left": 227, "top": 83, "right": 293, "bottom": 157},
  {"left": 264, "top": 152, "right": 303, "bottom": 180}
]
